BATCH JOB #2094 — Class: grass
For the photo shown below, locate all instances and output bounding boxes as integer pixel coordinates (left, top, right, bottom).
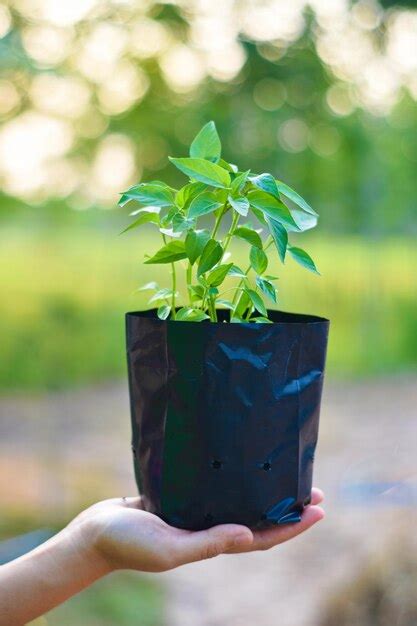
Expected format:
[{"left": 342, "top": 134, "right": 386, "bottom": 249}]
[
  {"left": 45, "top": 572, "right": 164, "bottom": 626},
  {"left": 1, "top": 224, "right": 416, "bottom": 391}
]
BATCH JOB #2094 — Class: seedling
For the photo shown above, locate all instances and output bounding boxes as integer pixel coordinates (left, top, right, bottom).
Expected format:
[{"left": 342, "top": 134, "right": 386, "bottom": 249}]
[{"left": 119, "top": 121, "right": 319, "bottom": 322}]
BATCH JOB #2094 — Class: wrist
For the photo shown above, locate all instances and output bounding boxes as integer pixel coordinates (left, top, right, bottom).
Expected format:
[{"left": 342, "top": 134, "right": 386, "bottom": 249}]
[{"left": 63, "top": 517, "right": 114, "bottom": 580}]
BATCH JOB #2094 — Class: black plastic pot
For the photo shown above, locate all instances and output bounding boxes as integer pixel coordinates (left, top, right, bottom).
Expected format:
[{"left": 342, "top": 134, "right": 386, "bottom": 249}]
[{"left": 126, "top": 309, "right": 329, "bottom": 530}]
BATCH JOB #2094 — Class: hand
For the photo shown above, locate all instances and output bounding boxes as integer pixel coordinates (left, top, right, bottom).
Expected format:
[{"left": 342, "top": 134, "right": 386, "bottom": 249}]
[{"left": 69, "top": 488, "right": 325, "bottom": 574}]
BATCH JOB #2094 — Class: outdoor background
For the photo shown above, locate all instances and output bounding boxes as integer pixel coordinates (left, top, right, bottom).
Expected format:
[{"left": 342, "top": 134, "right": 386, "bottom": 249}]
[{"left": 0, "top": 1, "right": 416, "bottom": 625}]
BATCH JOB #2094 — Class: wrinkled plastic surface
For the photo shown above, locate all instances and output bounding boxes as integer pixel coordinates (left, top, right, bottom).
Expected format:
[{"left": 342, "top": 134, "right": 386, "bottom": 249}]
[{"left": 126, "top": 309, "right": 329, "bottom": 530}]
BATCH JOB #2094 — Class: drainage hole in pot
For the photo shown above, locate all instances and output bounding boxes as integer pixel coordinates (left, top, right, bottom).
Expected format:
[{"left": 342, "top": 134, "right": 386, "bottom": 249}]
[
  {"left": 211, "top": 459, "right": 223, "bottom": 470},
  {"left": 262, "top": 462, "right": 272, "bottom": 472},
  {"left": 204, "top": 513, "right": 214, "bottom": 523}
]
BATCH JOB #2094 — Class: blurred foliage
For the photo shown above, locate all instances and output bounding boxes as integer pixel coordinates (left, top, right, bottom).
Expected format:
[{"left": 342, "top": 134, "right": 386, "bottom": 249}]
[
  {"left": 0, "top": 0, "right": 416, "bottom": 389},
  {"left": 0, "top": 218, "right": 415, "bottom": 391},
  {"left": 46, "top": 572, "right": 164, "bottom": 626}
]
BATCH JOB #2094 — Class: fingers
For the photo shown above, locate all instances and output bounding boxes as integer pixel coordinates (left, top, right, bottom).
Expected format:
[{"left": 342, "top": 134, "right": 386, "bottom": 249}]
[
  {"left": 311, "top": 487, "right": 324, "bottom": 506},
  {"left": 230, "top": 505, "right": 324, "bottom": 554},
  {"left": 170, "top": 524, "right": 254, "bottom": 567}
]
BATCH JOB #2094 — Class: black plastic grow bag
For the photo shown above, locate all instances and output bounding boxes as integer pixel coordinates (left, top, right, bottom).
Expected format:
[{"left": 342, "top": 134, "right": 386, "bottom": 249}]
[{"left": 126, "top": 309, "right": 329, "bottom": 530}]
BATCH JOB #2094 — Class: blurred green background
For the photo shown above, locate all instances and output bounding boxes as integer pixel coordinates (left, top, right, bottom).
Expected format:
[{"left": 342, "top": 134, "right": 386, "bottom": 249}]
[
  {"left": 0, "top": 0, "right": 416, "bottom": 391},
  {"left": 0, "top": 1, "right": 416, "bottom": 625}
]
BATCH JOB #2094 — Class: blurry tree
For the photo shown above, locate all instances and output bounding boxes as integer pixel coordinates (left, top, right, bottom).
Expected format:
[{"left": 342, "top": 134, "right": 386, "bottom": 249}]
[{"left": 0, "top": 0, "right": 416, "bottom": 235}]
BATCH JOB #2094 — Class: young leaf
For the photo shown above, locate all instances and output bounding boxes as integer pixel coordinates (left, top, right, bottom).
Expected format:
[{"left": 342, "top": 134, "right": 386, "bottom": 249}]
[
  {"left": 144, "top": 241, "right": 187, "bottom": 264},
  {"left": 188, "top": 191, "right": 223, "bottom": 219},
  {"left": 245, "top": 288, "right": 268, "bottom": 317},
  {"left": 189, "top": 121, "right": 221, "bottom": 163},
  {"left": 251, "top": 316, "right": 273, "bottom": 323},
  {"left": 288, "top": 246, "right": 320, "bottom": 274},
  {"left": 250, "top": 173, "right": 279, "bottom": 198},
  {"left": 176, "top": 307, "right": 210, "bottom": 322},
  {"left": 218, "top": 159, "right": 238, "bottom": 173},
  {"left": 120, "top": 182, "right": 174, "bottom": 207},
  {"left": 286, "top": 209, "right": 318, "bottom": 232},
  {"left": 234, "top": 290, "right": 251, "bottom": 319},
  {"left": 275, "top": 180, "right": 318, "bottom": 216},
  {"left": 206, "top": 263, "right": 233, "bottom": 287},
  {"left": 256, "top": 276, "right": 277, "bottom": 303},
  {"left": 157, "top": 304, "right": 171, "bottom": 320},
  {"left": 169, "top": 157, "right": 231, "bottom": 188},
  {"left": 228, "top": 195, "right": 249, "bottom": 216},
  {"left": 234, "top": 226, "right": 263, "bottom": 249},
  {"left": 250, "top": 246, "right": 268, "bottom": 274},
  {"left": 175, "top": 182, "right": 206, "bottom": 209},
  {"left": 120, "top": 209, "right": 160, "bottom": 234},
  {"left": 197, "top": 239, "right": 223, "bottom": 275},
  {"left": 190, "top": 284, "right": 205, "bottom": 299},
  {"left": 247, "top": 189, "right": 298, "bottom": 230},
  {"left": 266, "top": 217, "right": 288, "bottom": 262},
  {"left": 231, "top": 170, "right": 250, "bottom": 195},
  {"left": 228, "top": 265, "right": 246, "bottom": 278},
  {"left": 216, "top": 299, "right": 235, "bottom": 310},
  {"left": 148, "top": 288, "right": 174, "bottom": 304},
  {"left": 138, "top": 281, "right": 159, "bottom": 291},
  {"left": 185, "top": 229, "right": 210, "bottom": 265},
  {"left": 172, "top": 212, "right": 195, "bottom": 233}
]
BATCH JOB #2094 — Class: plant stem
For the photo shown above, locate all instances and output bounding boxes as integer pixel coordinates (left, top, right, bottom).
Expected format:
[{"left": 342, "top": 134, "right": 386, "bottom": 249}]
[
  {"left": 162, "top": 233, "right": 177, "bottom": 319},
  {"left": 186, "top": 262, "right": 193, "bottom": 305},
  {"left": 231, "top": 235, "right": 274, "bottom": 315}
]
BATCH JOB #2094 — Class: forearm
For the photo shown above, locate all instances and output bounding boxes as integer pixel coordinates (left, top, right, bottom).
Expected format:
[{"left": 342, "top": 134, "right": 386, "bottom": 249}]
[{"left": 0, "top": 524, "right": 110, "bottom": 626}]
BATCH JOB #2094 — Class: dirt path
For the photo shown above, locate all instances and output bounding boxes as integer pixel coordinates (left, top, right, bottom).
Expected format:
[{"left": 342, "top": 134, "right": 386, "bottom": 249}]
[{"left": 1, "top": 377, "right": 416, "bottom": 625}]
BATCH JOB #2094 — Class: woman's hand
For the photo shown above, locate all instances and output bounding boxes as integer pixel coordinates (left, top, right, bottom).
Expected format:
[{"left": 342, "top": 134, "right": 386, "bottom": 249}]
[
  {"left": 70, "top": 488, "right": 325, "bottom": 574},
  {"left": 0, "top": 490, "right": 324, "bottom": 625}
]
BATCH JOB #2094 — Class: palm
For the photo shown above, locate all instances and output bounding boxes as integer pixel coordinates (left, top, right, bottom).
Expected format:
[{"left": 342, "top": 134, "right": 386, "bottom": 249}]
[{"left": 70, "top": 488, "right": 324, "bottom": 573}]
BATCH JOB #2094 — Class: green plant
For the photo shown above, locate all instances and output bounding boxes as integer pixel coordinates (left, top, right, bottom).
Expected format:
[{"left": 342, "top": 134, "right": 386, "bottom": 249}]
[{"left": 119, "top": 121, "right": 320, "bottom": 322}]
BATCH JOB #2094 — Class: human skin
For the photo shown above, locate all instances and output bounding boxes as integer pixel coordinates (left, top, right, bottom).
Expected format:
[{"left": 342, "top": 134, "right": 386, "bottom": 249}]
[{"left": 0, "top": 488, "right": 324, "bottom": 626}]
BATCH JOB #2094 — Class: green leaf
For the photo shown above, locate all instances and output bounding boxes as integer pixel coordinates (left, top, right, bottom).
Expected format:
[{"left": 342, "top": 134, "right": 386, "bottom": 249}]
[
  {"left": 138, "top": 281, "right": 159, "bottom": 291},
  {"left": 144, "top": 241, "right": 187, "bottom": 264},
  {"left": 266, "top": 217, "right": 288, "bottom": 262},
  {"left": 228, "top": 194, "right": 249, "bottom": 216},
  {"left": 256, "top": 276, "right": 277, "bottom": 303},
  {"left": 288, "top": 246, "right": 320, "bottom": 274},
  {"left": 286, "top": 209, "right": 318, "bottom": 232},
  {"left": 120, "top": 182, "right": 174, "bottom": 207},
  {"left": 160, "top": 205, "right": 179, "bottom": 228},
  {"left": 250, "top": 246, "right": 268, "bottom": 274},
  {"left": 234, "top": 226, "right": 263, "bottom": 249},
  {"left": 172, "top": 212, "right": 195, "bottom": 233},
  {"left": 245, "top": 288, "right": 268, "bottom": 317},
  {"left": 250, "top": 173, "right": 279, "bottom": 198},
  {"left": 157, "top": 304, "right": 171, "bottom": 320},
  {"left": 175, "top": 182, "right": 206, "bottom": 209},
  {"left": 206, "top": 263, "right": 233, "bottom": 287},
  {"left": 188, "top": 191, "right": 223, "bottom": 219},
  {"left": 189, "top": 121, "right": 221, "bottom": 163},
  {"left": 251, "top": 316, "right": 273, "bottom": 323},
  {"left": 185, "top": 229, "right": 210, "bottom": 265},
  {"left": 120, "top": 209, "right": 160, "bottom": 234},
  {"left": 234, "top": 290, "right": 251, "bottom": 319},
  {"left": 218, "top": 159, "right": 238, "bottom": 173},
  {"left": 231, "top": 170, "right": 250, "bottom": 195},
  {"left": 190, "top": 284, "right": 205, "bottom": 299},
  {"left": 216, "top": 299, "right": 235, "bottom": 310},
  {"left": 197, "top": 239, "right": 223, "bottom": 275},
  {"left": 251, "top": 206, "right": 267, "bottom": 225},
  {"left": 275, "top": 180, "right": 318, "bottom": 216},
  {"left": 176, "top": 307, "right": 210, "bottom": 322},
  {"left": 148, "top": 288, "right": 174, "bottom": 304},
  {"left": 228, "top": 265, "right": 246, "bottom": 278},
  {"left": 169, "top": 157, "right": 231, "bottom": 188},
  {"left": 248, "top": 189, "right": 299, "bottom": 230}
]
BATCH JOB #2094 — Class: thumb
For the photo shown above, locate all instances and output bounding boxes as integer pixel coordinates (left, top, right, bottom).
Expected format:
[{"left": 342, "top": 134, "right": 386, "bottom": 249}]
[{"left": 172, "top": 524, "right": 254, "bottom": 566}]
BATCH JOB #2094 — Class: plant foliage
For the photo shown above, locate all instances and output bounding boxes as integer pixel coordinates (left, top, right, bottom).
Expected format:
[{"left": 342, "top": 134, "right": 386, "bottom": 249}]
[{"left": 119, "top": 121, "right": 320, "bottom": 322}]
